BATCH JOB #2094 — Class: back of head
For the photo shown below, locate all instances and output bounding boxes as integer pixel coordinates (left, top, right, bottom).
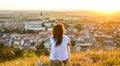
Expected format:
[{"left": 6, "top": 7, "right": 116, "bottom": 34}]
[{"left": 52, "top": 23, "right": 64, "bottom": 47}]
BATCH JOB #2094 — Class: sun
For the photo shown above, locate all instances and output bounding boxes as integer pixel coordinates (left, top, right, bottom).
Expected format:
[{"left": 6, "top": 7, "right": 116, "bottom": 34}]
[{"left": 81, "top": 0, "right": 120, "bottom": 13}]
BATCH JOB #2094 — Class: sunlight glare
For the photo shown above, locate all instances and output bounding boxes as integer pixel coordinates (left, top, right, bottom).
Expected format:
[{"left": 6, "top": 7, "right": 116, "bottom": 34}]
[{"left": 0, "top": 0, "right": 120, "bottom": 13}]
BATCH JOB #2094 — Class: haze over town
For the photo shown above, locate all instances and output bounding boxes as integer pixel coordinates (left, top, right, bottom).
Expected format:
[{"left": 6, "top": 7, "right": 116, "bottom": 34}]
[
  {"left": 0, "top": 0, "right": 120, "bottom": 66},
  {"left": 0, "top": 0, "right": 120, "bottom": 13}
]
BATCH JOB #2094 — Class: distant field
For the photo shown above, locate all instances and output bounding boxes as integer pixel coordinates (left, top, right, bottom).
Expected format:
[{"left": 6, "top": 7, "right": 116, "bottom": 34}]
[
  {"left": 0, "top": 49, "right": 120, "bottom": 66},
  {"left": 0, "top": 10, "right": 120, "bottom": 23}
]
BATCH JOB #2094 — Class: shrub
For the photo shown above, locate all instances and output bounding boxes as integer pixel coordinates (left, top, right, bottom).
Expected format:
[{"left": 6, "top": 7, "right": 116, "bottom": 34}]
[
  {"left": 0, "top": 43, "right": 37, "bottom": 62},
  {"left": 0, "top": 43, "right": 15, "bottom": 62},
  {"left": 71, "top": 40, "right": 76, "bottom": 46},
  {"left": 13, "top": 48, "right": 24, "bottom": 58},
  {"left": 35, "top": 50, "right": 46, "bottom": 56},
  {"left": 35, "top": 41, "right": 44, "bottom": 50},
  {"left": 22, "top": 50, "right": 36, "bottom": 58}
]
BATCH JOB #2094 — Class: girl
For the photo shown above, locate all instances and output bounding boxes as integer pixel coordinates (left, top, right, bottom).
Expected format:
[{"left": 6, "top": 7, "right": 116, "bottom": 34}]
[{"left": 50, "top": 23, "right": 70, "bottom": 66}]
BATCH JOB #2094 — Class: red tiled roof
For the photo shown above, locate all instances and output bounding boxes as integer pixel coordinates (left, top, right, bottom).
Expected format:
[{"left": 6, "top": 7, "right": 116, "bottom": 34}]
[
  {"left": 44, "top": 18, "right": 49, "bottom": 20},
  {"left": 25, "top": 19, "right": 43, "bottom": 21}
]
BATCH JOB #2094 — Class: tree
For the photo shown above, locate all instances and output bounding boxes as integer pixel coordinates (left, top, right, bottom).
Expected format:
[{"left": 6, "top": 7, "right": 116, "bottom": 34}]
[
  {"left": 31, "top": 42, "right": 35, "bottom": 46},
  {"left": 113, "top": 33, "right": 120, "bottom": 46},
  {"left": 35, "top": 40, "right": 44, "bottom": 50},
  {"left": 63, "top": 23, "right": 69, "bottom": 29},
  {"left": 41, "top": 23, "right": 46, "bottom": 27},
  {"left": 75, "top": 24, "right": 82, "bottom": 31},
  {"left": 0, "top": 42, "right": 7, "bottom": 49},
  {"left": 71, "top": 40, "right": 76, "bottom": 46}
]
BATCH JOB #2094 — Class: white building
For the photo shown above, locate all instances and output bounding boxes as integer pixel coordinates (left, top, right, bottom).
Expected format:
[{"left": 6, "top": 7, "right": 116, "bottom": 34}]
[
  {"left": 43, "top": 18, "right": 50, "bottom": 22},
  {"left": 24, "top": 19, "right": 45, "bottom": 31},
  {"left": 44, "top": 22, "right": 51, "bottom": 27},
  {"left": 44, "top": 40, "right": 51, "bottom": 49},
  {"left": 67, "top": 27, "right": 78, "bottom": 32},
  {"left": 47, "top": 27, "right": 52, "bottom": 31}
]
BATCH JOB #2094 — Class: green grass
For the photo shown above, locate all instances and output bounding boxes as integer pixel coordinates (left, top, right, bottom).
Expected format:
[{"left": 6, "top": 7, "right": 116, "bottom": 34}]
[
  {"left": 0, "top": 55, "right": 49, "bottom": 66},
  {"left": 0, "top": 49, "right": 120, "bottom": 66}
]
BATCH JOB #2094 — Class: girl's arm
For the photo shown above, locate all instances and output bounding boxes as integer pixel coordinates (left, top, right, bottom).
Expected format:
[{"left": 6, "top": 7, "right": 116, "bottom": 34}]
[{"left": 67, "top": 40, "right": 71, "bottom": 61}]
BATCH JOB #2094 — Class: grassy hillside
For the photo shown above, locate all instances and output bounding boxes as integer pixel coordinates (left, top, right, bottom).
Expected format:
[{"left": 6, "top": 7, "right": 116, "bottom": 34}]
[{"left": 0, "top": 49, "right": 120, "bottom": 66}]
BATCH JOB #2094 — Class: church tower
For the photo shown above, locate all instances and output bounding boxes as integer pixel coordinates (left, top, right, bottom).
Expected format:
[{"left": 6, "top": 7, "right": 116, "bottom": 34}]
[{"left": 40, "top": 11, "right": 43, "bottom": 19}]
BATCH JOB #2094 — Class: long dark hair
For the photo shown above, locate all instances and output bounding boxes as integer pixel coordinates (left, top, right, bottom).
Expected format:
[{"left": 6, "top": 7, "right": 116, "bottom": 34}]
[{"left": 52, "top": 24, "right": 64, "bottom": 47}]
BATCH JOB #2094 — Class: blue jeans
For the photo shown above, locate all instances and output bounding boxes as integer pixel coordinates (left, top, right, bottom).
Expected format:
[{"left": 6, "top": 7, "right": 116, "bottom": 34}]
[{"left": 50, "top": 59, "right": 69, "bottom": 66}]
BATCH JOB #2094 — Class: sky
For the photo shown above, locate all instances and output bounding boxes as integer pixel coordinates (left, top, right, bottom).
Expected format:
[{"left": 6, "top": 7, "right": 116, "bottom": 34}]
[{"left": 0, "top": 0, "right": 120, "bottom": 12}]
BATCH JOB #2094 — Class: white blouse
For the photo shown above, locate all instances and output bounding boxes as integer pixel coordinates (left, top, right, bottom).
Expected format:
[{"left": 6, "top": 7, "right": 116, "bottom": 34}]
[{"left": 50, "top": 36, "right": 70, "bottom": 60}]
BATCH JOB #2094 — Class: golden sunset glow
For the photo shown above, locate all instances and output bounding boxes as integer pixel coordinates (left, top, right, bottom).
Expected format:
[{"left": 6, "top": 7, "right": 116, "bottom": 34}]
[{"left": 0, "top": 0, "right": 120, "bottom": 13}]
